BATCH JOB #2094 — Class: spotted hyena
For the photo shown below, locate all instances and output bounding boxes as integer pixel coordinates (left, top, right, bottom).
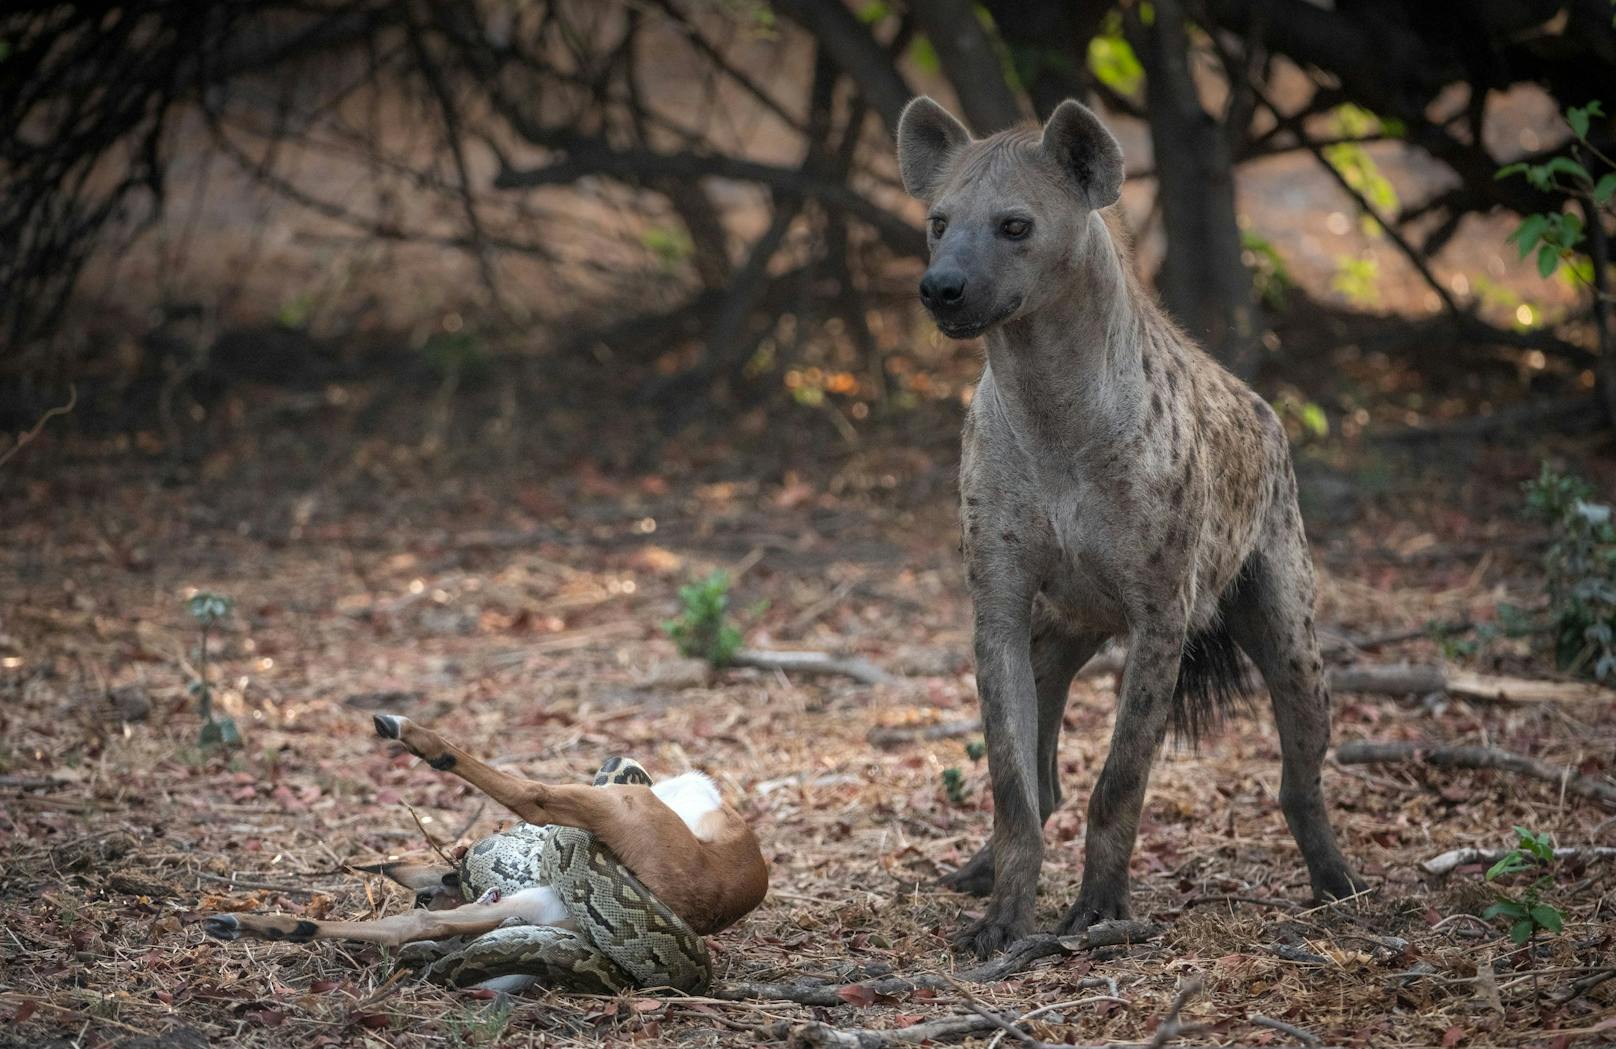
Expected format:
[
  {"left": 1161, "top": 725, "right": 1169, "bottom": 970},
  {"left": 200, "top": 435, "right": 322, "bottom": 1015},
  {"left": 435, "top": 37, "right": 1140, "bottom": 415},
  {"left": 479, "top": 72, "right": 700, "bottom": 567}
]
[{"left": 896, "top": 96, "right": 1366, "bottom": 957}]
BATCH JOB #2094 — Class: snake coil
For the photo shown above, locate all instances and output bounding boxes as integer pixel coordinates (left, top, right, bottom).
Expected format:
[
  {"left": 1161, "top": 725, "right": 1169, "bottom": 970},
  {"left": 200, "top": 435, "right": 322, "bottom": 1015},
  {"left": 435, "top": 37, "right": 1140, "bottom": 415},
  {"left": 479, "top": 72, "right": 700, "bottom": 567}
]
[{"left": 419, "top": 758, "right": 712, "bottom": 994}]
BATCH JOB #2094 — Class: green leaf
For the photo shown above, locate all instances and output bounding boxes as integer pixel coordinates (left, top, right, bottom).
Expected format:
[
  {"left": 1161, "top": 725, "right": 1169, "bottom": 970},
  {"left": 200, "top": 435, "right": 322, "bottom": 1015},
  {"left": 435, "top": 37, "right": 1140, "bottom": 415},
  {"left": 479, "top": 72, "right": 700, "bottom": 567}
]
[
  {"left": 1538, "top": 243, "right": 1560, "bottom": 278},
  {"left": 198, "top": 716, "right": 243, "bottom": 748},
  {"left": 1496, "top": 162, "right": 1529, "bottom": 181},
  {"left": 1542, "top": 155, "right": 1593, "bottom": 185},
  {"left": 1595, "top": 172, "right": 1616, "bottom": 205},
  {"left": 1087, "top": 32, "right": 1143, "bottom": 96},
  {"left": 1509, "top": 918, "right": 1536, "bottom": 944},
  {"left": 856, "top": 0, "right": 890, "bottom": 23},
  {"left": 1486, "top": 852, "right": 1531, "bottom": 880},
  {"left": 1515, "top": 826, "right": 1556, "bottom": 861},
  {"left": 907, "top": 35, "right": 939, "bottom": 74},
  {"left": 1482, "top": 900, "right": 1527, "bottom": 920},
  {"left": 1529, "top": 904, "right": 1564, "bottom": 933},
  {"left": 1509, "top": 215, "right": 1549, "bottom": 258},
  {"left": 1567, "top": 101, "right": 1604, "bottom": 141}
]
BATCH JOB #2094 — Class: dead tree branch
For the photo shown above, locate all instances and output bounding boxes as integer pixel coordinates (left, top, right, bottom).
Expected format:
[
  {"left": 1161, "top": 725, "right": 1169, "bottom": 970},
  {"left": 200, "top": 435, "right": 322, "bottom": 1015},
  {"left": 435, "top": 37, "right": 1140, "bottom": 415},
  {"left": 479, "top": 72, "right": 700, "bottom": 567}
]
[
  {"left": 1420, "top": 846, "right": 1616, "bottom": 876},
  {"left": 1336, "top": 740, "right": 1616, "bottom": 808}
]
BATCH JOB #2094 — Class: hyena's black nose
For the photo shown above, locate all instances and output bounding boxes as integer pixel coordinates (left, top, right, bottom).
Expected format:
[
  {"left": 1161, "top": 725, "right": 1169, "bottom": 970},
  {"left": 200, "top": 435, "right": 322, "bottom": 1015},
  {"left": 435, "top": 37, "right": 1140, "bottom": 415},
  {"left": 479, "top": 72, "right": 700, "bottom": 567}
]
[{"left": 920, "top": 268, "right": 967, "bottom": 309}]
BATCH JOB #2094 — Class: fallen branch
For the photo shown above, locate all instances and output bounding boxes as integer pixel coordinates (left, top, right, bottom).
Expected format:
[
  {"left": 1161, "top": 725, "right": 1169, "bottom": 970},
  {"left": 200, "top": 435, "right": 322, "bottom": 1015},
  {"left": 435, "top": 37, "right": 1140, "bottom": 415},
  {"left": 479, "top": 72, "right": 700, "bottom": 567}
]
[
  {"left": 1250, "top": 1015, "right": 1323, "bottom": 1047},
  {"left": 1554, "top": 967, "right": 1616, "bottom": 1004},
  {"left": 1420, "top": 846, "right": 1616, "bottom": 875},
  {"left": 867, "top": 719, "right": 980, "bottom": 748},
  {"left": 1328, "top": 663, "right": 1614, "bottom": 705},
  {"left": 718, "top": 921, "right": 1160, "bottom": 1007},
  {"left": 774, "top": 1015, "right": 996, "bottom": 1048},
  {"left": 731, "top": 648, "right": 894, "bottom": 686},
  {"left": 1336, "top": 740, "right": 1616, "bottom": 808},
  {"left": 1146, "top": 977, "right": 1202, "bottom": 1049},
  {"left": 0, "top": 382, "right": 76, "bottom": 473}
]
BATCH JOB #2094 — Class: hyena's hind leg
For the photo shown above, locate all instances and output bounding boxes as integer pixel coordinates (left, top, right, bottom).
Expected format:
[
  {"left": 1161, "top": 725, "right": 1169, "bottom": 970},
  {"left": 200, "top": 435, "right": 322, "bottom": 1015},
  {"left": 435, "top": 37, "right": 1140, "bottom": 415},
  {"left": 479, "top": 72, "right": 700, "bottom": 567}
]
[
  {"left": 941, "top": 619, "right": 1105, "bottom": 897},
  {"left": 1224, "top": 539, "right": 1366, "bottom": 902}
]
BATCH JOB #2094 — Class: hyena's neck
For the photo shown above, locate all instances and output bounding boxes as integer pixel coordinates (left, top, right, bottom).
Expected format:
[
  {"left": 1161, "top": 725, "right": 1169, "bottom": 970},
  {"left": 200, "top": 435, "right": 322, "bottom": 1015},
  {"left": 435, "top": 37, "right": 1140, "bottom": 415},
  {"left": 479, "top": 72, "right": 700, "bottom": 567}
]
[{"left": 981, "top": 213, "right": 1149, "bottom": 458}]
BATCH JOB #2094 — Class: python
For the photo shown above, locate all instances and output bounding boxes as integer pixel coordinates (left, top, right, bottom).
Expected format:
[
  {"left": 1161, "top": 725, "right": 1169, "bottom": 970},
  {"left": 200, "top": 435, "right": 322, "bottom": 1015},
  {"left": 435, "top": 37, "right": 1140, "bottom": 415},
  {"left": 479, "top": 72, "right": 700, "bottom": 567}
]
[{"left": 202, "top": 714, "right": 768, "bottom": 994}]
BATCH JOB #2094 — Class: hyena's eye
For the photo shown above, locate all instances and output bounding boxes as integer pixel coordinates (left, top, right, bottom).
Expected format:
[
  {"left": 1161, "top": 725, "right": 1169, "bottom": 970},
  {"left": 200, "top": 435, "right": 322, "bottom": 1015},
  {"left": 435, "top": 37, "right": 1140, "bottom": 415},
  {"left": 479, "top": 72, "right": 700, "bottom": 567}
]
[
  {"left": 928, "top": 217, "right": 947, "bottom": 238},
  {"left": 1000, "top": 218, "right": 1031, "bottom": 239}
]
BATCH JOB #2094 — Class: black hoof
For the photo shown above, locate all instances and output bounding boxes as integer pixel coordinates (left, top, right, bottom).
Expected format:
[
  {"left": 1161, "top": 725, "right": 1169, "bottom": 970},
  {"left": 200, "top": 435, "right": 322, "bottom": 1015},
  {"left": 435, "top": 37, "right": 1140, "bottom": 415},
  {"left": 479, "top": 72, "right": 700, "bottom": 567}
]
[
  {"left": 373, "top": 714, "right": 404, "bottom": 739},
  {"left": 202, "top": 914, "right": 241, "bottom": 941}
]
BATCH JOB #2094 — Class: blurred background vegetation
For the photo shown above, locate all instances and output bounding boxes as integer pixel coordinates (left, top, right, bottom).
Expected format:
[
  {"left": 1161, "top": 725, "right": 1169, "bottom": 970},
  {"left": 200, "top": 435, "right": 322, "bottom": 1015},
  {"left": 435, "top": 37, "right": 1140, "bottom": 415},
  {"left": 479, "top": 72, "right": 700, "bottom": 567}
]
[{"left": 3, "top": 0, "right": 1615, "bottom": 451}]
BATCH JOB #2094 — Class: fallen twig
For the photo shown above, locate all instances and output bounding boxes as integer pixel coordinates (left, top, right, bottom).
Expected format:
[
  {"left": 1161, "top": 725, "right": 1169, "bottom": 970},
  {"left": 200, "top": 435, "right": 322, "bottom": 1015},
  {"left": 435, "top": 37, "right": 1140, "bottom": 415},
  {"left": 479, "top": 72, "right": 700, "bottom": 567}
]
[
  {"left": 774, "top": 1014, "right": 995, "bottom": 1047},
  {"left": 1336, "top": 740, "right": 1616, "bottom": 808},
  {"left": 192, "top": 871, "right": 341, "bottom": 896},
  {"left": 0, "top": 383, "right": 76, "bottom": 473},
  {"left": 0, "top": 774, "right": 69, "bottom": 792},
  {"left": 732, "top": 647, "right": 894, "bottom": 685},
  {"left": 1554, "top": 967, "right": 1616, "bottom": 1004},
  {"left": 1179, "top": 894, "right": 1299, "bottom": 912},
  {"left": 867, "top": 719, "right": 980, "bottom": 748},
  {"left": 1420, "top": 846, "right": 1616, "bottom": 875},
  {"left": 1251, "top": 1015, "right": 1322, "bottom": 1047},
  {"left": 985, "top": 997, "right": 1132, "bottom": 1049},
  {"left": 719, "top": 921, "right": 1161, "bottom": 1007},
  {"left": 1328, "top": 663, "right": 1614, "bottom": 705},
  {"left": 1146, "top": 977, "right": 1202, "bottom": 1049},
  {"left": 1265, "top": 943, "right": 1329, "bottom": 965}
]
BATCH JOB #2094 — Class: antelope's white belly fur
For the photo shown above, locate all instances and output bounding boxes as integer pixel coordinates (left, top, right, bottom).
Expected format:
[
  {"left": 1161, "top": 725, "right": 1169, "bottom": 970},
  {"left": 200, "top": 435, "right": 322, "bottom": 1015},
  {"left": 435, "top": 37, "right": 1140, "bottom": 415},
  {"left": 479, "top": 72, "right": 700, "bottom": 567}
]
[{"left": 651, "top": 772, "right": 722, "bottom": 837}]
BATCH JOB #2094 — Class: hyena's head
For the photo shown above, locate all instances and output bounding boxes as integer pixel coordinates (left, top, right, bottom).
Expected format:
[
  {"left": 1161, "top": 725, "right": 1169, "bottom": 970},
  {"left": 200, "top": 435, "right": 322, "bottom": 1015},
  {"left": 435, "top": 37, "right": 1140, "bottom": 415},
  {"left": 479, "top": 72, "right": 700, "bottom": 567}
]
[{"left": 896, "top": 96, "right": 1124, "bottom": 339}]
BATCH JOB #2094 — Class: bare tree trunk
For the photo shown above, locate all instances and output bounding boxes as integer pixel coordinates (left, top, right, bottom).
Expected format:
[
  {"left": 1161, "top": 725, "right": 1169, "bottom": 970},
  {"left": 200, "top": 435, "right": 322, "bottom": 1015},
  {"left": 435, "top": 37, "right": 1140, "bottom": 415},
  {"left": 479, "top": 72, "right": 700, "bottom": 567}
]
[
  {"left": 770, "top": 0, "right": 912, "bottom": 134},
  {"left": 1585, "top": 196, "right": 1616, "bottom": 427},
  {"left": 980, "top": 0, "right": 1112, "bottom": 120},
  {"left": 907, "top": 0, "right": 1025, "bottom": 133},
  {"left": 1133, "top": 0, "right": 1260, "bottom": 376}
]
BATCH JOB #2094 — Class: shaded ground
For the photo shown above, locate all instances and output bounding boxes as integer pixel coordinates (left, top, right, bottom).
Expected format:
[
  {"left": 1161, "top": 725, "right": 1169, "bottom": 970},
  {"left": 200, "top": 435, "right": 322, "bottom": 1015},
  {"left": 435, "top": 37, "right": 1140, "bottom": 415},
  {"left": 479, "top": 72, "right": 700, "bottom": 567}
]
[{"left": 2, "top": 374, "right": 1614, "bottom": 1049}]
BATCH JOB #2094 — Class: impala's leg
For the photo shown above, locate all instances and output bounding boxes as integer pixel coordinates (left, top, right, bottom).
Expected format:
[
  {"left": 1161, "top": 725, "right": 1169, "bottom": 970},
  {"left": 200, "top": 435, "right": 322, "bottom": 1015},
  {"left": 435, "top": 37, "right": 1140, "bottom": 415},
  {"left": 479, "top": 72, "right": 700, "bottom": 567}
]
[
  {"left": 371, "top": 714, "right": 703, "bottom": 885},
  {"left": 371, "top": 714, "right": 556, "bottom": 822},
  {"left": 203, "top": 887, "right": 569, "bottom": 946}
]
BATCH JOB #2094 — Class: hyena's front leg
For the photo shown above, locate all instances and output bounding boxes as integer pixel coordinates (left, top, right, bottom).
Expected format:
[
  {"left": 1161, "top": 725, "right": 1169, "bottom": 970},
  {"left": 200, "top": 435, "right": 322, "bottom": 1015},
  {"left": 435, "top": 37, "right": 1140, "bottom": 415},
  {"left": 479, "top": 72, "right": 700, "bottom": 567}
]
[
  {"left": 1060, "top": 621, "right": 1184, "bottom": 933},
  {"left": 955, "top": 582, "right": 1045, "bottom": 958},
  {"left": 942, "top": 620, "right": 1103, "bottom": 898}
]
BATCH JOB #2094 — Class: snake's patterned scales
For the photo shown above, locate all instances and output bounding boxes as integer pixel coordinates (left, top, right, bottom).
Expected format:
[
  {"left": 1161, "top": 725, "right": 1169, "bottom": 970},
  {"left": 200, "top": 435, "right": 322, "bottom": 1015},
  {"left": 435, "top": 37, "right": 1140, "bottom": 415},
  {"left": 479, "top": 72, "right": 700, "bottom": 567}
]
[{"left": 409, "top": 758, "right": 711, "bottom": 994}]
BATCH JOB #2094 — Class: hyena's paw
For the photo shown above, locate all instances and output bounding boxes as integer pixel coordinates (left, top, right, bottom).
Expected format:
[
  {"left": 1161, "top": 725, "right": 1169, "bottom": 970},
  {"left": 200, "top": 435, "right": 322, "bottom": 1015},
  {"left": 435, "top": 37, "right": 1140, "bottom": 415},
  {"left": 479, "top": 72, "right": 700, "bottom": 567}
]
[
  {"left": 937, "top": 847, "right": 995, "bottom": 898},
  {"left": 1311, "top": 866, "right": 1373, "bottom": 904},
  {"left": 952, "top": 912, "right": 1028, "bottom": 959},
  {"left": 1057, "top": 887, "right": 1131, "bottom": 936}
]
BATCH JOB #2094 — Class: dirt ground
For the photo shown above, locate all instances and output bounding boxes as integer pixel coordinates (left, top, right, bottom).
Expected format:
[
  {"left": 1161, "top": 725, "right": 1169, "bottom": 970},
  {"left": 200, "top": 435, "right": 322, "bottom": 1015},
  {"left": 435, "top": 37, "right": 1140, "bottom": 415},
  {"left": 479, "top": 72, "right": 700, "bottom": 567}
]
[{"left": 2, "top": 374, "right": 1613, "bottom": 1049}]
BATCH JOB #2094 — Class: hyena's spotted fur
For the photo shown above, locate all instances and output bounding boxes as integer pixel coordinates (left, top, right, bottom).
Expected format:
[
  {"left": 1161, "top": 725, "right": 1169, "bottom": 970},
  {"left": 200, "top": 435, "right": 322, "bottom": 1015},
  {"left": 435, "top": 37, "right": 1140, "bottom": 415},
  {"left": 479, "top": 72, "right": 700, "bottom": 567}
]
[{"left": 896, "top": 97, "right": 1366, "bottom": 958}]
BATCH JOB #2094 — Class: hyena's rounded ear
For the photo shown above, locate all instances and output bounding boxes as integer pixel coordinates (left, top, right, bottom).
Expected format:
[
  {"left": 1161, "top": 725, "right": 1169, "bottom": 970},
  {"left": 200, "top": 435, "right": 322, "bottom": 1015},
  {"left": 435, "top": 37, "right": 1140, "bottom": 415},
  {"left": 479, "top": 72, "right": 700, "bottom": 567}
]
[
  {"left": 896, "top": 96, "right": 972, "bottom": 201},
  {"left": 1039, "top": 99, "right": 1124, "bottom": 210}
]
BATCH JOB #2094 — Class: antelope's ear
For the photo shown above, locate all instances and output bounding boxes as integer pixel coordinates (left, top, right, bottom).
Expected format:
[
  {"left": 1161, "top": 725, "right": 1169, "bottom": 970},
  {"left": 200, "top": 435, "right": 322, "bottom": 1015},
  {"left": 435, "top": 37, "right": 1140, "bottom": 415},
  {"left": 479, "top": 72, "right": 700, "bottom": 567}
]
[
  {"left": 897, "top": 96, "right": 972, "bottom": 201},
  {"left": 1039, "top": 99, "right": 1124, "bottom": 209}
]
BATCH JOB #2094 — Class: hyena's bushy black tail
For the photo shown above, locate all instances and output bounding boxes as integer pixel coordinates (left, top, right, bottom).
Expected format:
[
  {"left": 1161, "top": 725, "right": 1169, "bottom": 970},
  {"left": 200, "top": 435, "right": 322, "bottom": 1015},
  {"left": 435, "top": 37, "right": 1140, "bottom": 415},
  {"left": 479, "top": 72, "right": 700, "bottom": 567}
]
[{"left": 1171, "top": 563, "right": 1257, "bottom": 745}]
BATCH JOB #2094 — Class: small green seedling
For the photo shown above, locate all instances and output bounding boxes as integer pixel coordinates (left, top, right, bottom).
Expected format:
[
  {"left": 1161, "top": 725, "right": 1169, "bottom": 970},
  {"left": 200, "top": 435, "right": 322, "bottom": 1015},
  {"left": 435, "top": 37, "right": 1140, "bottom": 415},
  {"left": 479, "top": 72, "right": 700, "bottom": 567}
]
[
  {"left": 1481, "top": 826, "right": 1564, "bottom": 946},
  {"left": 964, "top": 739, "right": 986, "bottom": 763},
  {"left": 663, "top": 572, "right": 743, "bottom": 667},
  {"left": 941, "top": 766, "right": 968, "bottom": 806},
  {"left": 186, "top": 592, "right": 241, "bottom": 748},
  {"left": 1523, "top": 464, "right": 1616, "bottom": 683}
]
